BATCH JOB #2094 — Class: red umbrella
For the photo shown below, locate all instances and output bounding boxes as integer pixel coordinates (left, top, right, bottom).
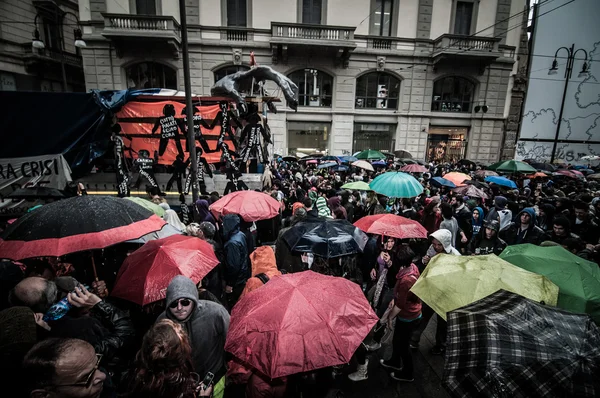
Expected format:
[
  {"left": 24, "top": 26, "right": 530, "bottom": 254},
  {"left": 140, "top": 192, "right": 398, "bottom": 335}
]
[
  {"left": 554, "top": 170, "right": 580, "bottom": 179},
  {"left": 353, "top": 214, "right": 428, "bottom": 239},
  {"left": 452, "top": 184, "right": 489, "bottom": 199},
  {"left": 570, "top": 169, "right": 584, "bottom": 177},
  {"left": 225, "top": 271, "right": 378, "bottom": 378},
  {"left": 209, "top": 191, "right": 281, "bottom": 221},
  {"left": 400, "top": 164, "right": 428, "bottom": 173},
  {"left": 110, "top": 235, "right": 219, "bottom": 306}
]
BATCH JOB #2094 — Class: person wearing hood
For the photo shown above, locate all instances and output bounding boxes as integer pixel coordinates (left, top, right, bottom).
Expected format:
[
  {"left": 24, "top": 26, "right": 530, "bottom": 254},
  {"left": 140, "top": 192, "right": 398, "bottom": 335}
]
[
  {"left": 486, "top": 195, "right": 507, "bottom": 223},
  {"left": 418, "top": 198, "right": 442, "bottom": 234},
  {"left": 327, "top": 196, "right": 347, "bottom": 220},
  {"left": 157, "top": 275, "right": 230, "bottom": 398},
  {"left": 316, "top": 196, "right": 333, "bottom": 218},
  {"left": 222, "top": 214, "right": 251, "bottom": 307},
  {"left": 164, "top": 209, "right": 187, "bottom": 233},
  {"left": 240, "top": 246, "right": 281, "bottom": 300},
  {"left": 471, "top": 206, "right": 485, "bottom": 241},
  {"left": 470, "top": 220, "right": 507, "bottom": 255},
  {"left": 537, "top": 203, "right": 555, "bottom": 232},
  {"left": 194, "top": 199, "right": 216, "bottom": 225},
  {"left": 340, "top": 191, "right": 355, "bottom": 222},
  {"left": 500, "top": 207, "right": 545, "bottom": 246}
]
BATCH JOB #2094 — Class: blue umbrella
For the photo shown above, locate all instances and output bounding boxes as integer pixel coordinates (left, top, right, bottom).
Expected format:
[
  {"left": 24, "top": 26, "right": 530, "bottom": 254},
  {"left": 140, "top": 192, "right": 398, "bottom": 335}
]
[
  {"left": 485, "top": 176, "right": 517, "bottom": 189},
  {"left": 317, "top": 162, "right": 338, "bottom": 169},
  {"left": 339, "top": 156, "right": 358, "bottom": 163},
  {"left": 320, "top": 155, "right": 339, "bottom": 162},
  {"left": 332, "top": 165, "right": 349, "bottom": 172},
  {"left": 372, "top": 160, "right": 387, "bottom": 167},
  {"left": 430, "top": 176, "right": 456, "bottom": 188}
]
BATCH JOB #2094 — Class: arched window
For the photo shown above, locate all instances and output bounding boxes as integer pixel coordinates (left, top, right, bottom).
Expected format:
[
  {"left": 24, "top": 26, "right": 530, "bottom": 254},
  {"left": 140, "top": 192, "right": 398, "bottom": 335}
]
[
  {"left": 126, "top": 62, "right": 177, "bottom": 90},
  {"left": 214, "top": 65, "right": 259, "bottom": 94},
  {"left": 288, "top": 69, "right": 333, "bottom": 107},
  {"left": 431, "top": 76, "right": 475, "bottom": 113},
  {"left": 355, "top": 72, "right": 400, "bottom": 109}
]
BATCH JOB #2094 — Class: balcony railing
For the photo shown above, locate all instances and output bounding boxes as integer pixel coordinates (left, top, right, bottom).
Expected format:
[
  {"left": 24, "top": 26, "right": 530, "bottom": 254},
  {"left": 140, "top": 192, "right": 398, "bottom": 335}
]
[
  {"left": 368, "top": 37, "right": 393, "bottom": 50},
  {"left": 271, "top": 22, "right": 356, "bottom": 46},
  {"left": 102, "top": 14, "right": 180, "bottom": 41},
  {"left": 220, "top": 27, "right": 249, "bottom": 42},
  {"left": 433, "top": 34, "right": 500, "bottom": 55}
]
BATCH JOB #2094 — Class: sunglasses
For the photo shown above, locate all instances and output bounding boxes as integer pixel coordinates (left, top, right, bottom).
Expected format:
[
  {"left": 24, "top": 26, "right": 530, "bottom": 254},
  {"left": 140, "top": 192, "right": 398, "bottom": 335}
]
[
  {"left": 52, "top": 354, "right": 103, "bottom": 389},
  {"left": 169, "top": 298, "right": 192, "bottom": 309}
]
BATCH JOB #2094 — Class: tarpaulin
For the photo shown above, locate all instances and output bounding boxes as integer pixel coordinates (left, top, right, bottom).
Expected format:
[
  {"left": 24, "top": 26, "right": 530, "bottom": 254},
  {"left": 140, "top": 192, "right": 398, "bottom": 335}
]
[{"left": 116, "top": 101, "right": 233, "bottom": 164}]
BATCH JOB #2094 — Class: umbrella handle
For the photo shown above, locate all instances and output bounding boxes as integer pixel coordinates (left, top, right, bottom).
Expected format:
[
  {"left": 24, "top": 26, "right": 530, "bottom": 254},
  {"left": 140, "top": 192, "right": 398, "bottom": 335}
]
[{"left": 90, "top": 255, "right": 99, "bottom": 282}]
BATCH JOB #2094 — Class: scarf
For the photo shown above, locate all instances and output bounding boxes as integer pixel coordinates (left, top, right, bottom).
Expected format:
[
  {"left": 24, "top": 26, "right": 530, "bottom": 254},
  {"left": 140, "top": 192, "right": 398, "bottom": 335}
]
[{"left": 316, "top": 197, "right": 332, "bottom": 218}]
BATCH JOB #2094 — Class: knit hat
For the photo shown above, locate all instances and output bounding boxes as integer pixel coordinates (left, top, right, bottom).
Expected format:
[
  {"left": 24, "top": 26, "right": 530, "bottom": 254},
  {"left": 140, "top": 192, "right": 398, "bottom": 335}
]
[
  {"left": 316, "top": 197, "right": 332, "bottom": 218},
  {"left": 0, "top": 306, "right": 38, "bottom": 360},
  {"left": 292, "top": 202, "right": 305, "bottom": 215},
  {"left": 494, "top": 196, "right": 508, "bottom": 209}
]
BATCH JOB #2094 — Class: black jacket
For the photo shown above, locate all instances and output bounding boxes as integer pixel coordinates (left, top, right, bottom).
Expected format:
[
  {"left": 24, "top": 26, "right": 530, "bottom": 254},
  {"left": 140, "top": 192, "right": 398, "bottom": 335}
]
[
  {"left": 454, "top": 205, "right": 473, "bottom": 239},
  {"left": 468, "top": 232, "right": 507, "bottom": 256},
  {"left": 501, "top": 223, "right": 546, "bottom": 246}
]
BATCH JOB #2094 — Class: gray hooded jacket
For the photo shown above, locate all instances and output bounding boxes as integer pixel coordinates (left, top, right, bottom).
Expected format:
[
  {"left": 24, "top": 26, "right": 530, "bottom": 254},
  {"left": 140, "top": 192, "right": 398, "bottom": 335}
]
[{"left": 157, "top": 275, "right": 230, "bottom": 378}]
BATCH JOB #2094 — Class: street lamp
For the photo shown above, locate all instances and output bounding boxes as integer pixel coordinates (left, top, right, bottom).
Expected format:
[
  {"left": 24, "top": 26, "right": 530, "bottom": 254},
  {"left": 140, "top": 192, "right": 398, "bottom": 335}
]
[{"left": 547, "top": 44, "right": 589, "bottom": 163}]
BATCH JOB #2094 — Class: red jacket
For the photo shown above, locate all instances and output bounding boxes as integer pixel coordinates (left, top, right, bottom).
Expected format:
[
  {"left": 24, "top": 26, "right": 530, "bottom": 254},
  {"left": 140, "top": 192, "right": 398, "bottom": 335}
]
[{"left": 393, "top": 263, "right": 422, "bottom": 320}]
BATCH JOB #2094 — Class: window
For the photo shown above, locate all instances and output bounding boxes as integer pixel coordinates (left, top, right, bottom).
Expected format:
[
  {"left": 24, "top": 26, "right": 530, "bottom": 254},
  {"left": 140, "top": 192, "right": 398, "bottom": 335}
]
[
  {"left": 288, "top": 121, "right": 330, "bottom": 155},
  {"left": 41, "top": 17, "right": 62, "bottom": 51},
  {"left": 353, "top": 123, "right": 395, "bottom": 152},
  {"left": 214, "top": 65, "right": 260, "bottom": 94},
  {"left": 288, "top": 69, "right": 333, "bottom": 107},
  {"left": 370, "top": 0, "right": 394, "bottom": 36},
  {"left": 227, "top": 0, "right": 247, "bottom": 27},
  {"left": 355, "top": 72, "right": 400, "bottom": 109},
  {"left": 136, "top": 0, "right": 157, "bottom": 15},
  {"left": 454, "top": 1, "right": 474, "bottom": 35},
  {"left": 431, "top": 76, "right": 475, "bottom": 113},
  {"left": 302, "top": 0, "right": 322, "bottom": 24},
  {"left": 126, "top": 62, "right": 177, "bottom": 90}
]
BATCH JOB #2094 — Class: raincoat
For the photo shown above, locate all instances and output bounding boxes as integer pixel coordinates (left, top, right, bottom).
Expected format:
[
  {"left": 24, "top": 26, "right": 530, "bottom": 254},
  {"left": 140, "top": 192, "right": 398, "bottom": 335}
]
[
  {"left": 222, "top": 214, "right": 250, "bottom": 287},
  {"left": 501, "top": 208, "right": 546, "bottom": 246},
  {"left": 393, "top": 263, "right": 422, "bottom": 320},
  {"left": 240, "top": 246, "right": 281, "bottom": 299},
  {"left": 158, "top": 275, "right": 230, "bottom": 380}
]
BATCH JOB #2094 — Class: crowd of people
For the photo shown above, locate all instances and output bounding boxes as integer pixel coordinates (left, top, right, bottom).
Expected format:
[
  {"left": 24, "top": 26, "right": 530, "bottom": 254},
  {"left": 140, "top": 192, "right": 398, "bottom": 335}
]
[{"left": 1, "top": 155, "right": 599, "bottom": 398}]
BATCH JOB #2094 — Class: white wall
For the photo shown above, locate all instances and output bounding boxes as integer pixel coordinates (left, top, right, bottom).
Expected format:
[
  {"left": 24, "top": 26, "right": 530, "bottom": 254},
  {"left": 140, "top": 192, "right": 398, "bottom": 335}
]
[
  {"left": 430, "top": 0, "right": 452, "bottom": 39},
  {"left": 506, "top": 0, "right": 526, "bottom": 48},
  {"left": 328, "top": 0, "right": 371, "bottom": 35},
  {"left": 253, "top": 0, "right": 296, "bottom": 29},
  {"left": 200, "top": 0, "right": 221, "bottom": 26},
  {"left": 162, "top": 0, "right": 180, "bottom": 23},
  {"left": 476, "top": 0, "right": 497, "bottom": 36},
  {"left": 397, "top": 0, "right": 419, "bottom": 38},
  {"left": 78, "top": 0, "right": 91, "bottom": 21},
  {"left": 106, "top": 0, "right": 130, "bottom": 14}
]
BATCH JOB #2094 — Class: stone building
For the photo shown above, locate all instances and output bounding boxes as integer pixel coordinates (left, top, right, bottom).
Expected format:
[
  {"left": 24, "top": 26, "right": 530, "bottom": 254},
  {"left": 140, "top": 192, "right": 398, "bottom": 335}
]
[
  {"left": 76, "top": 0, "right": 528, "bottom": 163},
  {"left": 0, "top": 0, "right": 85, "bottom": 92}
]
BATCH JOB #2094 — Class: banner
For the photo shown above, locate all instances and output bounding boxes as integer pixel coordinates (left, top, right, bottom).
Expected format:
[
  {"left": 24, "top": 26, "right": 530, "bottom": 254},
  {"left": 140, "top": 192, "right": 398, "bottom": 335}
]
[{"left": 116, "top": 101, "right": 234, "bottom": 164}]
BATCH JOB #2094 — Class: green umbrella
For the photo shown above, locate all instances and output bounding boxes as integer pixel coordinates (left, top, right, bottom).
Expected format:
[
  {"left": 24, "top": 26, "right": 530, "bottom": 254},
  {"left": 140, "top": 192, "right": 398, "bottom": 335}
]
[
  {"left": 369, "top": 172, "right": 423, "bottom": 198},
  {"left": 500, "top": 244, "right": 600, "bottom": 324},
  {"left": 341, "top": 181, "right": 372, "bottom": 191},
  {"left": 355, "top": 149, "right": 386, "bottom": 160},
  {"left": 487, "top": 159, "right": 536, "bottom": 174},
  {"left": 410, "top": 253, "right": 559, "bottom": 321},
  {"left": 125, "top": 197, "right": 165, "bottom": 217}
]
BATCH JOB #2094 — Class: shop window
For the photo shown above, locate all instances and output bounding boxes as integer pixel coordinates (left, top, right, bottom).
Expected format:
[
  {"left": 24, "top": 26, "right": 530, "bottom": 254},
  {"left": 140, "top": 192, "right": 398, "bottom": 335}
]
[
  {"left": 355, "top": 72, "right": 400, "bottom": 109},
  {"left": 126, "top": 62, "right": 177, "bottom": 90},
  {"left": 288, "top": 121, "right": 330, "bottom": 155},
  {"left": 353, "top": 123, "right": 395, "bottom": 153},
  {"left": 431, "top": 76, "right": 475, "bottom": 113},
  {"left": 288, "top": 69, "right": 333, "bottom": 107}
]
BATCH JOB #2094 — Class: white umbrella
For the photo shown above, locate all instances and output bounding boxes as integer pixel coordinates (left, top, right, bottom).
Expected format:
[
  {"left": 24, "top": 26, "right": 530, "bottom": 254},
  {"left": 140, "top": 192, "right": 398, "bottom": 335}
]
[
  {"left": 127, "top": 223, "right": 183, "bottom": 244},
  {"left": 581, "top": 155, "right": 600, "bottom": 161},
  {"left": 352, "top": 160, "right": 374, "bottom": 172}
]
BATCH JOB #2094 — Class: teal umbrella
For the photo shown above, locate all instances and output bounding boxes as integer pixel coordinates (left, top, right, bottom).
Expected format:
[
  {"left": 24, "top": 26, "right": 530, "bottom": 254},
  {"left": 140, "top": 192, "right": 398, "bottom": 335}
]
[
  {"left": 355, "top": 149, "right": 386, "bottom": 160},
  {"left": 369, "top": 172, "right": 423, "bottom": 198}
]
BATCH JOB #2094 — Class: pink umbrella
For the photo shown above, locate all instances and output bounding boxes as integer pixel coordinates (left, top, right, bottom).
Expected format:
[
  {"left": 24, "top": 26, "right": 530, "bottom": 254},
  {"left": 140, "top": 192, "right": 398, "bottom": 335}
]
[{"left": 401, "top": 164, "right": 428, "bottom": 173}]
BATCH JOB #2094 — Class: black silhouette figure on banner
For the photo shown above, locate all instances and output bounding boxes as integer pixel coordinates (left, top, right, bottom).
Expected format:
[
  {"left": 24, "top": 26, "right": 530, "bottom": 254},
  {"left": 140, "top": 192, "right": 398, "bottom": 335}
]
[
  {"left": 180, "top": 105, "right": 215, "bottom": 154},
  {"left": 111, "top": 124, "right": 130, "bottom": 197},
  {"left": 210, "top": 101, "right": 241, "bottom": 151},
  {"left": 179, "top": 194, "right": 190, "bottom": 225},
  {"left": 240, "top": 113, "right": 272, "bottom": 166},
  {"left": 184, "top": 147, "right": 213, "bottom": 196},
  {"left": 132, "top": 149, "right": 158, "bottom": 192},
  {"left": 166, "top": 155, "right": 187, "bottom": 194},
  {"left": 152, "top": 103, "right": 184, "bottom": 158}
]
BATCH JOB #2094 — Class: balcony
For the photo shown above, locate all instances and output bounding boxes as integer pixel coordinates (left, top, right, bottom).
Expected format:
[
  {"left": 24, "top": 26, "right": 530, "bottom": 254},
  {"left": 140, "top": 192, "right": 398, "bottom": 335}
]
[
  {"left": 102, "top": 14, "right": 181, "bottom": 56},
  {"left": 270, "top": 22, "right": 356, "bottom": 67},
  {"left": 23, "top": 47, "right": 83, "bottom": 68},
  {"left": 432, "top": 34, "right": 501, "bottom": 65}
]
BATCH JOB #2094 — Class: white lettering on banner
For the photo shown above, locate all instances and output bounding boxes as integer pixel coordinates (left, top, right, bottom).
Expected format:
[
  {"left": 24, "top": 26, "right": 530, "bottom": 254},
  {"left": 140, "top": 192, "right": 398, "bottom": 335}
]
[{"left": 0, "top": 154, "right": 72, "bottom": 197}]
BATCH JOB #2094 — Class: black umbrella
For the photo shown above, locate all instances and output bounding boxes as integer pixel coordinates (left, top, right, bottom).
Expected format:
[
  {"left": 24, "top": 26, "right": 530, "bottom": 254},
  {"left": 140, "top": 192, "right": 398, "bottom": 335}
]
[
  {"left": 444, "top": 290, "right": 600, "bottom": 398},
  {"left": 464, "top": 180, "right": 490, "bottom": 189},
  {"left": 0, "top": 195, "right": 166, "bottom": 261},
  {"left": 530, "top": 162, "right": 557, "bottom": 172},
  {"left": 282, "top": 218, "right": 368, "bottom": 258},
  {"left": 7, "top": 187, "right": 65, "bottom": 200},
  {"left": 457, "top": 159, "right": 476, "bottom": 166},
  {"left": 282, "top": 156, "right": 297, "bottom": 162}
]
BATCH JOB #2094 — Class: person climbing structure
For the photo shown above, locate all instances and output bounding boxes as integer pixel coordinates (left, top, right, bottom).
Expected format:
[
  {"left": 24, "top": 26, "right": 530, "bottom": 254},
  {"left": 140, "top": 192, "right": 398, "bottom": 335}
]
[{"left": 166, "top": 155, "right": 187, "bottom": 194}]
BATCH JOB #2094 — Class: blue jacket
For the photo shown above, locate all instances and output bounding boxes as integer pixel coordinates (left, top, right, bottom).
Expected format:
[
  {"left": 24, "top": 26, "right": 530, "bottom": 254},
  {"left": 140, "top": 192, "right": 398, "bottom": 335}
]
[{"left": 222, "top": 214, "right": 250, "bottom": 286}]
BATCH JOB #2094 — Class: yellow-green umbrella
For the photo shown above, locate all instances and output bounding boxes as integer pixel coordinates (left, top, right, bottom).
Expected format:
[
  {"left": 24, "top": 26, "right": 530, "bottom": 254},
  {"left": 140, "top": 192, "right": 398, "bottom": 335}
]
[
  {"left": 125, "top": 197, "right": 165, "bottom": 217},
  {"left": 410, "top": 254, "right": 559, "bottom": 320}
]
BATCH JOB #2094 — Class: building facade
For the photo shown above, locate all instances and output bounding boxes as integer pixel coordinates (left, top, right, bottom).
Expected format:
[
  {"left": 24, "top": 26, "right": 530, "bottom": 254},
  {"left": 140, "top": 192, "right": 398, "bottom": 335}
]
[
  {"left": 77, "top": 0, "right": 527, "bottom": 163},
  {"left": 0, "top": 0, "right": 85, "bottom": 92}
]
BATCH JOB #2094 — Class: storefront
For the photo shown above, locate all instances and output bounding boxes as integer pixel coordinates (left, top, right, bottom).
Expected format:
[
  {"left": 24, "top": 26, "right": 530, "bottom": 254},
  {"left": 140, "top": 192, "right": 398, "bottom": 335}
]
[
  {"left": 426, "top": 127, "right": 468, "bottom": 163},
  {"left": 353, "top": 123, "right": 396, "bottom": 153},
  {"left": 287, "top": 121, "right": 331, "bottom": 155}
]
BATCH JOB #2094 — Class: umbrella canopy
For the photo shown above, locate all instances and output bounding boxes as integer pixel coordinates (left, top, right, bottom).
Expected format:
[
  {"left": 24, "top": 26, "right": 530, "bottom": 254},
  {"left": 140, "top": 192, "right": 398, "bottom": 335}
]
[
  {"left": 111, "top": 235, "right": 219, "bottom": 306},
  {"left": 354, "top": 214, "right": 428, "bottom": 239},
  {"left": 500, "top": 244, "right": 600, "bottom": 324},
  {"left": 320, "top": 155, "right": 339, "bottom": 162},
  {"left": 410, "top": 254, "right": 559, "bottom": 320},
  {"left": 372, "top": 160, "right": 387, "bottom": 167},
  {"left": 430, "top": 176, "right": 456, "bottom": 188},
  {"left": 400, "top": 164, "right": 428, "bottom": 173},
  {"left": 474, "top": 169, "right": 498, "bottom": 178},
  {"left": 588, "top": 173, "right": 600, "bottom": 180},
  {"left": 369, "top": 172, "right": 424, "bottom": 198},
  {"left": 443, "top": 172, "right": 471, "bottom": 187},
  {"left": 317, "top": 162, "right": 338, "bottom": 169},
  {"left": 484, "top": 175, "right": 517, "bottom": 189},
  {"left": 351, "top": 160, "right": 374, "bottom": 171},
  {"left": 339, "top": 155, "right": 358, "bottom": 163},
  {"left": 443, "top": 289, "right": 600, "bottom": 398},
  {"left": 487, "top": 159, "right": 537, "bottom": 174},
  {"left": 529, "top": 162, "right": 557, "bottom": 172},
  {"left": 282, "top": 156, "right": 297, "bottom": 162},
  {"left": 452, "top": 184, "right": 488, "bottom": 199},
  {"left": 570, "top": 169, "right": 584, "bottom": 177},
  {"left": 457, "top": 159, "right": 476, "bottom": 167},
  {"left": 394, "top": 149, "right": 413, "bottom": 158},
  {"left": 209, "top": 191, "right": 280, "bottom": 222},
  {"left": 7, "top": 187, "right": 65, "bottom": 200},
  {"left": 341, "top": 181, "right": 372, "bottom": 191},
  {"left": 355, "top": 149, "right": 386, "bottom": 160},
  {"left": 332, "top": 165, "right": 349, "bottom": 172},
  {"left": 398, "top": 158, "right": 416, "bottom": 165},
  {"left": 554, "top": 170, "right": 580, "bottom": 179},
  {"left": 126, "top": 223, "right": 183, "bottom": 244},
  {"left": 0, "top": 196, "right": 166, "bottom": 260},
  {"left": 225, "top": 271, "right": 378, "bottom": 378},
  {"left": 282, "top": 218, "right": 368, "bottom": 258},
  {"left": 525, "top": 172, "right": 548, "bottom": 179},
  {"left": 581, "top": 155, "right": 600, "bottom": 161},
  {"left": 125, "top": 196, "right": 166, "bottom": 217},
  {"left": 464, "top": 179, "right": 489, "bottom": 189}
]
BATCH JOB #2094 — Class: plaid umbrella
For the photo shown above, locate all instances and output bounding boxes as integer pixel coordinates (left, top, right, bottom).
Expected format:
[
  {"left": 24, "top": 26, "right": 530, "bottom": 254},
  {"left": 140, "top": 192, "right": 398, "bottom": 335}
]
[{"left": 444, "top": 290, "right": 600, "bottom": 398}]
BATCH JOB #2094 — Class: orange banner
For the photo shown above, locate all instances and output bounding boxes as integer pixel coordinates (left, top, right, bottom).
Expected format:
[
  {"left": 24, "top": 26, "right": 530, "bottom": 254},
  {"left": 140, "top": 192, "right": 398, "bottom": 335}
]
[{"left": 116, "top": 101, "right": 233, "bottom": 164}]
